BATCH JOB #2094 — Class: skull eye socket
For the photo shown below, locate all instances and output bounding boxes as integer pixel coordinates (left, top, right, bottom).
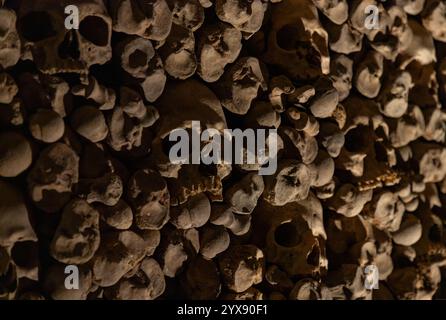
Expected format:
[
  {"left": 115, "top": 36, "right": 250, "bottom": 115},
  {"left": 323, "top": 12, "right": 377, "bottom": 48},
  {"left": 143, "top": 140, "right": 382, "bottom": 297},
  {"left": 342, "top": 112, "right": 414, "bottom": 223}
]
[
  {"left": 344, "top": 125, "right": 370, "bottom": 153},
  {"left": 20, "top": 11, "right": 57, "bottom": 42},
  {"left": 79, "top": 16, "right": 109, "bottom": 47},
  {"left": 276, "top": 24, "right": 306, "bottom": 51},
  {"left": 274, "top": 221, "right": 302, "bottom": 247}
]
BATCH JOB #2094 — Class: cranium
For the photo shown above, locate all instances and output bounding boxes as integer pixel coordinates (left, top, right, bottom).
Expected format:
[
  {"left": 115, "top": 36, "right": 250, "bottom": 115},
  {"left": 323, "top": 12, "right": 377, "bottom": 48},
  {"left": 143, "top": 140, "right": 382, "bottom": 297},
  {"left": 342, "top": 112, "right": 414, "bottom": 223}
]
[
  {"left": 326, "top": 264, "right": 372, "bottom": 300},
  {"left": 289, "top": 278, "right": 332, "bottom": 300},
  {"left": 0, "top": 181, "right": 38, "bottom": 291},
  {"left": 412, "top": 142, "right": 446, "bottom": 183},
  {"left": 40, "top": 75, "right": 71, "bottom": 117},
  {"left": 0, "top": 99, "right": 23, "bottom": 127},
  {"left": 287, "top": 85, "right": 315, "bottom": 106},
  {"left": 366, "top": 5, "right": 413, "bottom": 60},
  {"left": 78, "top": 173, "right": 123, "bottom": 206},
  {"left": 18, "top": 0, "right": 113, "bottom": 79},
  {"left": 197, "top": 22, "right": 242, "bottom": 83},
  {"left": 399, "top": 19, "right": 436, "bottom": 69},
  {"left": 168, "top": 0, "right": 204, "bottom": 31},
  {"left": 104, "top": 258, "right": 166, "bottom": 300},
  {"left": 199, "top": 224, "right": 230, "bottom": 259},
  {"left": 222, "top": 287, "right": 264, "bottom": 300},
  {"left": 388, "top": 105, "right": 425, "bottom": 148},
  {"left": 156, "top": 226, "right": 199, "bottom": 277},
  {"left": 330, "top": 54, "right": 353, "bottom": 102},
  {"left": 43, "top": 264, "right": 92, "bottom": 300},
  {"left": 362, "top": 191, "right": 404, "bottom": 232},
  {"left": 107, "top": 87, "right": 159, "bottom": 153},
  {"left": 217, "top": 245, "right": 264, "bottom": 293},
  {"left": 96, "top": 199, "right": 134, "bottom": 230},
  {"left": 50, "top": 199, "right": 100, "bottom": 264},
  {"left": 262, "top": 160, "right": 312, "bottom": 206},
  {"left": 0, "top": 181, "right": 37, "bottom": 249},
  {"left": 224, "top": 172, "right": 264, "bottom": 214},
  {"left": 422, "top": 0, "right": 446, "bottom": 43},
  {"left": 412, "top": 207, "right": 446, "bottom": 267},
  {"left": 158, "top": 24, "right": 197, "bottom": 79},
  {"left": 280, "top": 127, "right": 318, "bottom": 164},
  {"left": 378, "top": 71, "right": 413, "bottom": 118},
  {"left": 29, "top": 109, "right": 65, "bottom": 143},
  {"left": 215, "top": 56, "right": 267, "bottom": 115},
  {"left": 0, "top": 132, "right": 32, "bottom": 178},
  {"left": 327, "top": 183, "right": 373, "bottom": 218},
  {"left": 264, "top": 0, "right": 330, "bottom": 80},
  {"left": 342, "top": 220, "right": 394, "bottom": 282},
  {"left": 391, "top": 213, "right": 422, "bottom": 246},
  {"left": 70, "top": 105, "right": 109, "bottom": 143},
  {"left": 0, "top": 8, "right": 21, "bottom": 69},
  {"left": 268, "top": 75, "right": 295, "bottom": 112},
  {"left": 210, "top": 203, "right": 252, "bottom": 236},
  {"left": 245, "top": 101, "right": 281, "bottom": 128},
  {"left": 338, "top": 96, "right": 400, "bottom": 190},
  {"left": 0, "top": 73, "right": 18, "bottom": 105},
  {"left": 327, "top": 21, "right": 363, "bottom": 55},
  {"left": 308, "top": 77, "right": 339, "bottom": 118},
  {"left": 180, "top": 256, "right": 221, "bottom": 299},
  {"left": 127, "top": 169, "right": 170, "bottom": 230},
  {"left": 318, "top": 121, "right": 345, "bottom": 157},
  {"left": 71, "top": 76, "right": 116, "bottom": 110},
  {"left": 312, "top": 0, "right": 348, "bottom": 25},
  {"left": 388, "top": 264, "right": 442, "bottom": 300},
  {"left": 354, "top": 51, "right": 384, "bottom": 99},
  {"left": 170, "top": 194, "right": 210, "bottom": 229},
  {"left": 92, "top": 230, "right": 148, "bottom": 287},
  {"left": 349, "top": 0, "right": 388, "bottom": 41}
]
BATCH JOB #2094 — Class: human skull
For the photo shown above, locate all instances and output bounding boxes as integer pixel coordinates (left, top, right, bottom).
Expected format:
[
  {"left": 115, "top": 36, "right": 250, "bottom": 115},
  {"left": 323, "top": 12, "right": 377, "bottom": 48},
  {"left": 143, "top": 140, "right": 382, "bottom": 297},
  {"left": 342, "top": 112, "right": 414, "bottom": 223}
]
[
  {"left": 264, "top": 0, "right": 330, "bottom": 80},
  {"left": 150, "top": 79, "right": 229, "bottom": 204}
]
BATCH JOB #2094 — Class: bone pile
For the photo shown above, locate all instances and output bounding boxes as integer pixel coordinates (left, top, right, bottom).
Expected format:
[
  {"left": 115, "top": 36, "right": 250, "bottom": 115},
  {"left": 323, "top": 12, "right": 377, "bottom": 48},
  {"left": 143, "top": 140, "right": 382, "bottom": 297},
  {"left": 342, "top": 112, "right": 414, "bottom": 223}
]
[{"left": 1, "top": 0, "right": 446, "bottom": 300}]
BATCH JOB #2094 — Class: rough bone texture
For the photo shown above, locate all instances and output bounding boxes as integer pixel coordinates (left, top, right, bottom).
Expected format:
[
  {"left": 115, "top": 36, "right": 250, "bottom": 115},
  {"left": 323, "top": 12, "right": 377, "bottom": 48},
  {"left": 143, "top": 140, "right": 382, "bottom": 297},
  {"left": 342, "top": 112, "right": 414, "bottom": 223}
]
[{"left": 1, "top": 0, "right": 446, "bottom": 301}]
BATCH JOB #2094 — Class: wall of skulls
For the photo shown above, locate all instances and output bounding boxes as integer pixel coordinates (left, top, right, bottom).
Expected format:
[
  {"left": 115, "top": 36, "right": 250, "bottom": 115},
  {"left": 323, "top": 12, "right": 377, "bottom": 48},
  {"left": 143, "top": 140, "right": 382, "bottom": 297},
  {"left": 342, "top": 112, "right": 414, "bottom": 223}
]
[{"left": 1, "top": 0, "right": 446, "bottom": 300}]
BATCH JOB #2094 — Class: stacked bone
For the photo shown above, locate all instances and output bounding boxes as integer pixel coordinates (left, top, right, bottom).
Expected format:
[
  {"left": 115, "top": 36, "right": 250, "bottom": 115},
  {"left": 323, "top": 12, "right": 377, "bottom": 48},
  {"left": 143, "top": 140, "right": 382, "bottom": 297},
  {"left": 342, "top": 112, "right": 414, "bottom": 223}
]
[{"left": 1, "top": 0, "right": 446, "bottom": 300}]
